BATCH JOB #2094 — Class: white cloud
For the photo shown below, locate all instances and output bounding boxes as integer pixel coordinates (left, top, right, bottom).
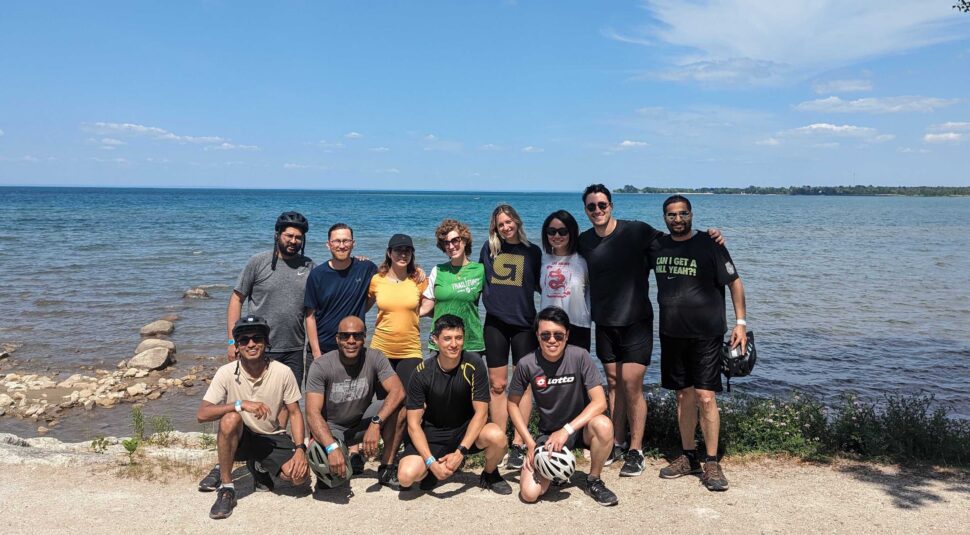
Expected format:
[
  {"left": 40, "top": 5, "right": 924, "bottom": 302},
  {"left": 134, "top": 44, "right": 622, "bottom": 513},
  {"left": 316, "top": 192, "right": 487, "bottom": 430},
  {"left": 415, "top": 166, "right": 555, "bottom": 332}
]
[
  {"left": 605, "top": 140, "right": 650, "bottom": 154},
  {"left": 283, "top": 163, "right": 328, "bottom": 170},
  {"left": 87, "top": 156, "right": 129, "bottom": 164},
  {"left": 479, "top": 143, "right": 502, "bottom": 150},
  {"left": 795, "top": 96, "right": 958, "bottom": 114},
  {"left": 315, "top": 140, "right": 345, "bottom": 150},
  {"left": 898, "top": 147, "right": 930, "bottom": 154},
  {"left": 756, "top": 137, "right": 780, "bottom": 146},
  {"left": 345, "top": 131, "right": 363, "bottom": 139},
  {"left": 423, "top": 134, "right": 438, "bottom": 141},
  {"left": 764, "top": 122, "right": 894, "bottom": 146},
  {"left": 793, "top": 123, "right": 877, "bottom": 136},
  {"left": 100, "top": 138, "right": 125, "bottom": 146},
  {"left": 422, "top": 134, "right": 462, "bottom": 152},
  {"left": 618, "top": 1, "right": 966, "bottom": 85},
  {"left": 601, "top": 27, "right": 653, "bottom": 46},
  {"left": 376, "top": 168, "right": 400, "bottom": 174},
  {"left": 924, "top": 132, "right": 965, "bottom": 143},
  {"left": 205, "top": 142, "right": 260, "bottom": 151},
  {"left": 928, "top": 122, "right": 970, "bottom": 132},
  {"left": 813, "top": 79, "right": 873, "bottom": 94},
  {"left": 84, "top": 122, "right": 226, "bottom": 144},
  {"left": 369, "top": 146, "right": 390, "bottom": 152},
  {"left": 521, "top": 146, "right": 544, "bottom": 153}
]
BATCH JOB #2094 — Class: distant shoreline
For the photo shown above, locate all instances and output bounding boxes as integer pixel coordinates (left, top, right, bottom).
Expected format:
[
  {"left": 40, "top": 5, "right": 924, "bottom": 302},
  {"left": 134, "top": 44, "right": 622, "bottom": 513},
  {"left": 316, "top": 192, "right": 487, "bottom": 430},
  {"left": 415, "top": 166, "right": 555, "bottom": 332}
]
[{"left": 614, "top": 185, "right": 970, "bottom": 197}]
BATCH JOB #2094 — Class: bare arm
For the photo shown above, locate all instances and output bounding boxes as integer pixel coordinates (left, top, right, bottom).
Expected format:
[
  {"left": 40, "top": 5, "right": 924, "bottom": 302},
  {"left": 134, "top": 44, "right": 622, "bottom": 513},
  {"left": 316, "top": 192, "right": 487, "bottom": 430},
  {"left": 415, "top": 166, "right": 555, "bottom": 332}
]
[
  {"left": 459, "top": 400, "right": 489, "bottom": 451},
  {"left": 281, "top": 401, "right": 308, "bottom": 481},
  {"left": 305, "top": 392, "right": 336, "bottom": 446},
  {"left": 305, "top": 308, "right": 322, "bottom": 358},
  {"left": 542, "top": 385, "right": 608, "bottom": 452},
  {"left": 728, "top": 277, "right": 748, "bottom": 351},
  {"left": 418, "top": 296, "right": 435, "bottom": 317},
  {"left": 376, "top": 375, "right": 405, "bottom": 420},
  {"left": 406, "top": 406, "right": 434, "bottom": 461},
  {"left": 507, "top": 392, "right": 534, "bottom": 447},
  {"left": 196, "top": 399, "right": 269, "bottom": 423},
  {"left": 226, "top": 291, "right": 244, "bottom": 360}
]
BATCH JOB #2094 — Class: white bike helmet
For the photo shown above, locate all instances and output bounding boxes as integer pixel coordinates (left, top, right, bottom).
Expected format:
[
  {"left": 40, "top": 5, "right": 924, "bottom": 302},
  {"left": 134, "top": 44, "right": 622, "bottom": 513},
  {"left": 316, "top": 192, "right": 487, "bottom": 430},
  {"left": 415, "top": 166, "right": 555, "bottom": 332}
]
[{"left": 533, "top": 444, "right": 576, "bottom": 483}]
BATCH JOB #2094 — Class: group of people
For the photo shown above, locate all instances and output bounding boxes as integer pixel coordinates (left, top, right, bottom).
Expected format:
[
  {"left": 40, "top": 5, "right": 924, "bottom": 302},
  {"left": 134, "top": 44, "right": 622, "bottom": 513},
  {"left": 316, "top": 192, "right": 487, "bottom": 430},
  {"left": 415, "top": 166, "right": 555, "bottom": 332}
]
[{"left": 195, "top": 184, "right": 749, "bottom": 519}]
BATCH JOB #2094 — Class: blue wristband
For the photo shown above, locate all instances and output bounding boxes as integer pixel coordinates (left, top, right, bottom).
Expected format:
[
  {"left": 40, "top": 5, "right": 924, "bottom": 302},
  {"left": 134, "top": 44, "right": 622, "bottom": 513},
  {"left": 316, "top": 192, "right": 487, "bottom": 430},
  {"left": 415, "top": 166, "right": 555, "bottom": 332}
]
[
  {"left": 325, "top": 442, "right": 338, "bottom": 454},
  {"left": 234, "top": 400, "right": 242, "bottom": 412},
  {"left": 425, "top": 455, "right": 436, "bottom": 467},
  {"left": 227, "top": 339, "right": 235, "bottom": 346}
]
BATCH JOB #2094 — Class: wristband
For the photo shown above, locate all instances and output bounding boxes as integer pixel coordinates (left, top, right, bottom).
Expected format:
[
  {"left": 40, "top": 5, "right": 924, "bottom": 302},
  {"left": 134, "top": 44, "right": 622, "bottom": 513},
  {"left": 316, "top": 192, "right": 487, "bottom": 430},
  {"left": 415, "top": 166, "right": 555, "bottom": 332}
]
[
  {"left": 425, "top": 456, "right": 436, "bottom": 467},
  {"left": 227, "top": 339, "right": 235, "bottom": 346},
  {"left": 234, "top": 400, "right": 242, "bottom": 412},
  {"left": 325, "top": 442, "right": 339, "bottom": 454},
  {"left": 457, "top": 445, "right": 469, "bottom": 456},
  {"left": 736, "top": 319, "right": 747, "bottom": 326},
  {"left": 296, "top": 443, "right": 307, "bottom": 452},
  {"left": 563, "top": 423, "right": 576, "bottom": 435}
]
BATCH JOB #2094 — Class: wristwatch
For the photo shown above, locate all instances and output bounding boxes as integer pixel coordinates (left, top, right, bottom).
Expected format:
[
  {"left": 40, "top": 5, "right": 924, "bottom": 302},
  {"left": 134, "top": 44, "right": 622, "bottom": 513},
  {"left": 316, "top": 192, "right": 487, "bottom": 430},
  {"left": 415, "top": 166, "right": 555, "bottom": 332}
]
[
  {"left": 370, "top": 415, "right": 383, "bottom": 427},
  {"left": 295, "top": 443, "right": 307, "bottom": 452},
  {"left": 457, "top": 445, "right": 469, "bottom": 456}
]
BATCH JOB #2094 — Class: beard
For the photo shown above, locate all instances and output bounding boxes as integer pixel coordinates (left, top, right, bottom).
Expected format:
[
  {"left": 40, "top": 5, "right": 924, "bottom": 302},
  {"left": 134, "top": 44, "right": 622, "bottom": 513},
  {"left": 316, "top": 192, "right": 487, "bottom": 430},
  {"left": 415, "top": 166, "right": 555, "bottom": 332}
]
[
  {"left": 667, "top": 220, "right": 692, "bottom": 237},
  {"left": 277, "top": 239, "right": 299, "bottom": 258}
]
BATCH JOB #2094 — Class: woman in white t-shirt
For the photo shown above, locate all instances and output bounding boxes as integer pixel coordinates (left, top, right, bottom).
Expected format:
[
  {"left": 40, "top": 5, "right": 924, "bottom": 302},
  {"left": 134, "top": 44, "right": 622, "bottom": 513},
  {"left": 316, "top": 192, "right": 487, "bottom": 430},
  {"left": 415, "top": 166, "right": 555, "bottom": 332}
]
[{"left": 539, "top": 210, "right": 592, "bottom": 351}]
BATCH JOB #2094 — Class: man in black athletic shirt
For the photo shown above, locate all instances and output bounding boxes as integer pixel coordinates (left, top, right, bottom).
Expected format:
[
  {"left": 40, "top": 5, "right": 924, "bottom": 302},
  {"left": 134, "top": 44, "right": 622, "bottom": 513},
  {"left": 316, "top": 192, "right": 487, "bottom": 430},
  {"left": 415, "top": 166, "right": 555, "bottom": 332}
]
[
  {"left": 396, "top": 314, "right": 512, "bottom": 494},
  {"left": 651, "top": 195, "right": 747, "bottom": 492},
  {"left": 578, "top": 184, "right": 723, "bottom": 477}
]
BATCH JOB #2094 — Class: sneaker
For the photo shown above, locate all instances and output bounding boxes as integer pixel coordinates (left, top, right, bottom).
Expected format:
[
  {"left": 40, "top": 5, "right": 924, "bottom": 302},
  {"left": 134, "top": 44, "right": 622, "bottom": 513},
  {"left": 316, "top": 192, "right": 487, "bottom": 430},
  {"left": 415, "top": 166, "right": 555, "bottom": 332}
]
[
  {"left": 584, "top": 477, "right": 618, "bottom": 506},
  {"left": 350, "top": 452, "right": 365, "bottom": 475},
  {"left": 479, "top": 469, "right": 513, "bottom": 495},
  {"left": 506, "top": 444, "right": 526, "bottom": 470},
  {"left": 378, "top": 464, "right": 400, "bottom": 490},
  {"left": 659, "top": 454, "right": 702, "bottom": 479},
  {"left": 701, "top": 461, "right": 729, "bottom": 491},
  {"left": 247, "top": 459, "right": 274, "bottom": 492},
  {"left": 619, "top": 449, "right": 644, "bottom": 477},
  {"left": 604, "top": 444, "right": 625, "bottom": 466},
  {"left": 208, "top": 486, "right": 237, "bottom": 519},
  {"left": 198, "top": 465, "right": 221, "bottom": 492},
  {"left": 419, "top": 472, "right": 439, "bottom": 491}
]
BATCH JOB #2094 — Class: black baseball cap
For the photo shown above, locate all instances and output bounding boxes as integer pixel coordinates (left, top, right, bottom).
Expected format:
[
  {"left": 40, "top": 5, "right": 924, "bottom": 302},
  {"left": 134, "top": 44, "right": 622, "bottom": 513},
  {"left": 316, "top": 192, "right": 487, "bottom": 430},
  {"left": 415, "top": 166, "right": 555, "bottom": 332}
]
[{"left": 387, "top": 234, "right": 413, "bottom": 249}]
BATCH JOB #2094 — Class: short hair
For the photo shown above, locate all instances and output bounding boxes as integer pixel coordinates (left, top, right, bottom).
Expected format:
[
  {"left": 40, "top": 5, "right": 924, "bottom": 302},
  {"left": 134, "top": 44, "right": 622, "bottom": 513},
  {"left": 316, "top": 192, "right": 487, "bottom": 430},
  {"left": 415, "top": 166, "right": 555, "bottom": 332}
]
[
  {"left": 533, "top": 306, "right": 571, "bottom": 332},
  {"left": 432, "top": 314, "right": 465, "bottom": 336},
  {"left": 435, "top": 219, "right": 473, "bottom": 256},
  {"left": 328, "top": 223, "right": 353, "bottom": 240},
  {"left": 582, "top": 183, "right": 612, "bottom": 204},
  {"left": 540, "top": 210, "right": 580, "bottom": 255},
  {"left": 662, "top": 195, "right": 692, "bottom": 212}
]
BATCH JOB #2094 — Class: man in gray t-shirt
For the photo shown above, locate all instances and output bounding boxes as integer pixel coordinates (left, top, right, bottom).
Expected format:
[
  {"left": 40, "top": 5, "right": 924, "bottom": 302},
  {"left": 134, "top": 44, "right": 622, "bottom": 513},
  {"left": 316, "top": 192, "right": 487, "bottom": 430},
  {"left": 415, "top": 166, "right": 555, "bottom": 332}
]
[
  {"left": 305, "top": 316, "right": 405, "bottom": 490},
  {"left": 507, "top": 306, "right": 618, "bottom": 506}
]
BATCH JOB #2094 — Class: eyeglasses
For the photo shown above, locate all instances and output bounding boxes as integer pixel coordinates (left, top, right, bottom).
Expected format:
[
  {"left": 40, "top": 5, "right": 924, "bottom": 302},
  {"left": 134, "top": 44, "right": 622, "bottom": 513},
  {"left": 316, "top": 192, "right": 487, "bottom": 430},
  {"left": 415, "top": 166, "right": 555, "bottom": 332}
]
[
  {"left": 539, "top": 331, "right": 566, "bottom": 342},
  {"left": 439, "top": 236, "right": 463, "bottom": 249},
  {"left": 336, "top": 331, "right": 366, "bottom": 341},
  {"left": 585, "top": 201, "right": 610, "bottom": 213},
  {"left": 330, "top": 239, "right": 354, "bottom": 246},
  {"left": 664, "top": 211, "right": 691, "bottom": 220},
  {"left": 237, "top": 335, "right": 266, "bottom": 345},
  {"left": 391, "top": 246, "right": 413, "bottom": 255},
  {"left": 545, "top": 227, "right": 569, "bottom": 237}
]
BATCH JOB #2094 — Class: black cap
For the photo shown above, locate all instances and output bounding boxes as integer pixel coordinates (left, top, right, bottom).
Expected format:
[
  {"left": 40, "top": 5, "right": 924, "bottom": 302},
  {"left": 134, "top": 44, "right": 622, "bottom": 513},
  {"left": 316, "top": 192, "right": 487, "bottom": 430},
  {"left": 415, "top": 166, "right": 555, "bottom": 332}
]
[
  {"left": 387, "top": 233, "right": 413, "bottom": 249},
  {"left": 232, "top": 315, "right": 271, "bottom": 339}
]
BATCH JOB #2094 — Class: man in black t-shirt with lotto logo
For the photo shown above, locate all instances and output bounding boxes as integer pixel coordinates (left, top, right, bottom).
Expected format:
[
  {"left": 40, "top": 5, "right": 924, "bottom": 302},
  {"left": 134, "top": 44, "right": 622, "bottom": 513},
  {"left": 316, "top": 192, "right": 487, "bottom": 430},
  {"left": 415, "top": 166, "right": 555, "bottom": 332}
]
[{"left": 650, "top": 195, "right": 748, "bottom": 492}]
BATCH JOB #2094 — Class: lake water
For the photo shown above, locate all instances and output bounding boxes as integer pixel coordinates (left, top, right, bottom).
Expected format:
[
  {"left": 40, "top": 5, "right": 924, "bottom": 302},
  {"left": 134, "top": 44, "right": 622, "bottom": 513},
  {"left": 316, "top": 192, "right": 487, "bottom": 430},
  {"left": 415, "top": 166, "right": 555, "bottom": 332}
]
[{"left": 1, "top": 187, "right": 968, "bottom": 439}]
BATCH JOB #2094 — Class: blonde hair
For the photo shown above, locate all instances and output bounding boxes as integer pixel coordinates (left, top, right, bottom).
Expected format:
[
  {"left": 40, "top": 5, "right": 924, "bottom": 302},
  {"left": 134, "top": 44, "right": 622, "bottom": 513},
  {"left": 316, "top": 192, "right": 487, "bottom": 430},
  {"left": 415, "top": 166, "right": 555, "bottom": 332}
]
[{"left": 487, "top": 204, "right": 530, "bottom": 259}]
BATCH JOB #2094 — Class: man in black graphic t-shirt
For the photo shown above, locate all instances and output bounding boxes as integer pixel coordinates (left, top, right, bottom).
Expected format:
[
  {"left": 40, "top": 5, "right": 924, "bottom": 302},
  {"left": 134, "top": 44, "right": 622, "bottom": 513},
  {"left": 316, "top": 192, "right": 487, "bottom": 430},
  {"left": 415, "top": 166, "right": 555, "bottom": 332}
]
[{"left": 650, "top": 195, "right": 747, "bottom": 492}]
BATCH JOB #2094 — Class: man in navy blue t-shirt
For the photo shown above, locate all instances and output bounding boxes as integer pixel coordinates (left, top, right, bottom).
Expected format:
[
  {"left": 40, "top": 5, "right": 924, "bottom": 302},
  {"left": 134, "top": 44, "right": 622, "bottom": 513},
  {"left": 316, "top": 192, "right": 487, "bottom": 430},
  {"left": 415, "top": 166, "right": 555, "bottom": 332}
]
[{"left": 305, "top": 224, "right": 378, "bottom": 357}]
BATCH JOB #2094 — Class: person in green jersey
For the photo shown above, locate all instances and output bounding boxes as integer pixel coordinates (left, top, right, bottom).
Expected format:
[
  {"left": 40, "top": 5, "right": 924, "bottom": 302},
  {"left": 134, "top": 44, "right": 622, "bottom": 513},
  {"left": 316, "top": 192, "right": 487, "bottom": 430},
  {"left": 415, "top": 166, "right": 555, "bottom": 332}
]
[{"left": 419, "top": 219, "right": 486, "bottom": 356}]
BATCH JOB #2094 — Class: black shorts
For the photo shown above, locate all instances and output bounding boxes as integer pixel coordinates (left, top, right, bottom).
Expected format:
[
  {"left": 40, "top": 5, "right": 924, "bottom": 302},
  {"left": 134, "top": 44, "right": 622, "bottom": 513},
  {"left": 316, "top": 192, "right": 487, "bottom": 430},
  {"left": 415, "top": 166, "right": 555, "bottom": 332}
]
[
  {"left": 484, "top": 314, "right": 539, "bottom": 368},
  {"left": 267, "top": 349, "right": 305, "bottom": 391},
  {"left": 536, "top": 431, "right": 590, "bottom": 451},
  {"left": 567, "top": 324, "right": 592, "bottom": 353},
  {"left": 660, "top": 334, "right": 723, "bottom": 392},
  {"left": 234, "top": 427, "right": 297, "bottom": 476},
  {"left": 377, "top": 357, "right": 421, "bottom": 399},
  {"left": 401, "top": 421, "right": 484, "bottom": 459},
  {"left": 328, "top": 401, "right": 382, "bottom": 446},
  {"left": 595, "top": 318, "right": 653, "bottom": 366}
]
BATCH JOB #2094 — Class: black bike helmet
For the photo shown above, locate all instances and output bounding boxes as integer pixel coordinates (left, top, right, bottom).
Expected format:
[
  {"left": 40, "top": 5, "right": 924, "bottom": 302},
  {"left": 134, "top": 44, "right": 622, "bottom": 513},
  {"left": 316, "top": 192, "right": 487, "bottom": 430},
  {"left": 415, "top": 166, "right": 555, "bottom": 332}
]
[
  {"left": 232, "top": 315, "right": 271, "bottom": 339},
  {"left": 721, "top": 331, "right": 756, "bottom": 392},
  {"left": 275, "top": 211, "right": 309, "bottom": 234}
]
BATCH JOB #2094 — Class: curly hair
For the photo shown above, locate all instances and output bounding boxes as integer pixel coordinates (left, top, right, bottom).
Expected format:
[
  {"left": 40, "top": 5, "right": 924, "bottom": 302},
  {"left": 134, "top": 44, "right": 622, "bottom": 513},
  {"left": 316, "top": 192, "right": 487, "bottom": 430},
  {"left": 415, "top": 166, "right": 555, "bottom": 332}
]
[{"left": 435, "top": 219, "right": 473, "bottom": 257}]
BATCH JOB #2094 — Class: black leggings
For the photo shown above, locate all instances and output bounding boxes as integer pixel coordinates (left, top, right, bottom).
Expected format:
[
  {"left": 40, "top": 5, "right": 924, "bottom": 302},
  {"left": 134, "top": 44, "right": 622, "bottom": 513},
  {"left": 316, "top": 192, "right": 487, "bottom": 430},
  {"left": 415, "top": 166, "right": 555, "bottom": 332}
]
[{"left": 483, "top": 314, "right": 538, "bottom": 368}]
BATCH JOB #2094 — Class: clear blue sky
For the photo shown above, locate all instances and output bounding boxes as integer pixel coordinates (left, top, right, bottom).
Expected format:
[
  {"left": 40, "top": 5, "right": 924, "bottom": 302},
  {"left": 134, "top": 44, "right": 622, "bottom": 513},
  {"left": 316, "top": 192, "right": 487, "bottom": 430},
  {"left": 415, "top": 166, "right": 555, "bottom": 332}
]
[{"left": 2, "top": 1, "right": 969, "bottom": 190}]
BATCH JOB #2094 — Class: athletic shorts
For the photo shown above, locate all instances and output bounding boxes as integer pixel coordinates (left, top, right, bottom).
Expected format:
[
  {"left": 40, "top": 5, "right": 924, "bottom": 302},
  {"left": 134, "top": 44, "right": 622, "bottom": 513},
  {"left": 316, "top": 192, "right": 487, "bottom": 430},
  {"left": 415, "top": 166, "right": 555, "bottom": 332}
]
[
  {"left": 536, "top": 431, "right": 590, "bottom": 452},
  {"left": 401, "top": 421, "right": 484, "bottom": 459},
  {"left": 377, "top": 357, "right": 421, "bottom": 399},
  {"left": 234, "top": 427, "right": 297, "bottom": 476},
  {"left": 484, "top": 314, "right": 539, "bottom": 368},
  {"left": 567, "top": 324, "right": 592, "bottom": 353},
  {"left": 267, "top": 349, "right": 305, "bottom": 391},
  {"left": 594, "top": 318, "right": 653, "bottom": 366},
  {"left": 659, "top": 334, "right": 723, "bottom": 392},
  {"left": 328, "top": 401, "right": 382, "bottom": 446}
]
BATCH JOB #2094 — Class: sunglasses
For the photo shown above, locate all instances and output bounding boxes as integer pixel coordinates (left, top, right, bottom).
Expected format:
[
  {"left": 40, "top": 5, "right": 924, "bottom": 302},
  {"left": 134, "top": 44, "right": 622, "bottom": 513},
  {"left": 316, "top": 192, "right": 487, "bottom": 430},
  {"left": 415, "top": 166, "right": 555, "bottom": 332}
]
[
  {"left": 330, "top": 239, "right": 354, "bottom": 246},
  {"left": 539, "top": 331, "right": 566, "bottom": 342},
  {"left": 439, "top": 236, "right": 463, "bottom": 248},
  {"left": 664, "top": 211, "right": 691, "bottom": 220},
  {"left": 336, "top": 331, "right": 366, "bottom": 341},
  {"left": 545, "top": 227, "right": 569, "bottom": 237},
  {"left": 237, "top": 334, "right": 266, "bottom": 345},
  {"left": 585, "top": 201, "right": 610, "bottom": 212}
]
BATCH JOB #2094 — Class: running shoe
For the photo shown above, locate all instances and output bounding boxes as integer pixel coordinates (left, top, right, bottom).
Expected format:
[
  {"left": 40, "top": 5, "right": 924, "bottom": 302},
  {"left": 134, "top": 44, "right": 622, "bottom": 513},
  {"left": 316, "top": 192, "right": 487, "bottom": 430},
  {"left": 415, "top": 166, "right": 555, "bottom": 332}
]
[
  {"left": 659, "top": 454, "right": 701, "bottom": 479},
  {"left": 419, "top": 472, "right": 439, "bottom": 491},
  {"left": 378, "top": 464, "right": 400, "bottom": 490},
  {"left": 247, "top": 459, "right": 274, "bottom": 492},
  {"left": 350, "top": 452, "right": 366, "bottom": 475},
  {"left": 584, "top": 477, "right": 618, "bottom": 506},
  {"left": 506, "top": 444, "right": 526, "bottom": 470},
  {"left": 701, "top": 461, "right": 729, "bottom": 491},
  {"left": 479, "top": 469, "right": 513, "bottom": 495},
  {"left": 604, "top": 444, "right": 626, "bottom": 466},
  {"left": 619, "top": 449, "right": 645, "bottom": 477},
  {"left": 198, "top": 465, "right": 221, "bottom": 492},
  {"left": 208, "top": 486, "right": 237, "bottom": 519}
]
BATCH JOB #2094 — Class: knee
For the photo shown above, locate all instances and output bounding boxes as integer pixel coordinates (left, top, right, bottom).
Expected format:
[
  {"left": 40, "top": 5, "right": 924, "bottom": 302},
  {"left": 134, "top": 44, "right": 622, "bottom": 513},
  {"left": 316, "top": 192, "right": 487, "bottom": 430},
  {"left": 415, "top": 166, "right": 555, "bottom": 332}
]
[
  {"left": 590, "top": 414, "right": 613, "bottom": 440},
  {"left": 696, "top": 391, "right": 718, "bottom": 410},
  {"left": 520, "top": 488, "right": 540, "bottom": 503},
  {"left": 218, "top": 412, "right": 243, "bottom": 434},
  {"left": 489, "top": 379, "right": 508, "bottom": 397},
  {"left": 677, "top": 388, "right": 697, "bottom": 404},
  {"left": 397, "top": 459, "right": 424, "bottom": 486},
  {"left": 481, "top": 423, "right": 505, "bottom": 447}
]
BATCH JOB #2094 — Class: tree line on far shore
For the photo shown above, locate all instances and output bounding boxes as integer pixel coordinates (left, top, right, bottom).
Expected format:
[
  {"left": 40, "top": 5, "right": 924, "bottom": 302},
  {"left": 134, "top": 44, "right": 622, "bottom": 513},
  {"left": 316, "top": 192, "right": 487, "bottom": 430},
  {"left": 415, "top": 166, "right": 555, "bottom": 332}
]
[{"left": 614, "top": 185, "right": 970, "bottom": 197}]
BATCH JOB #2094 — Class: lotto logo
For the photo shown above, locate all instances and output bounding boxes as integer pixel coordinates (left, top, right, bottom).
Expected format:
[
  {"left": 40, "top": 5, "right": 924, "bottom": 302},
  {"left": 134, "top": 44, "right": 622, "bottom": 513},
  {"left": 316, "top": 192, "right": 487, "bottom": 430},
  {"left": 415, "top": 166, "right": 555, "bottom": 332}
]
[
  {"left": 535, "top": 376, "right": 547, "bottom": 388},
  {"left": 534, "top": 375, "right": 576, "bottom": 389}
]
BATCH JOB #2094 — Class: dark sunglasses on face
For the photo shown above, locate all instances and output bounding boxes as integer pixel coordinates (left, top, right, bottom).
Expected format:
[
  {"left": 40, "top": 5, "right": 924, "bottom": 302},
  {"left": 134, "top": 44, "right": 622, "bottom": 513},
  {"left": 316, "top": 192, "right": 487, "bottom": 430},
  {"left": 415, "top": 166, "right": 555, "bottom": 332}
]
[
  {"left": 337, "top": 331, "right": 366, "bottom": 341},
  {"left": 391, "top": 246, "right": 413, "bottom": 255},
  {"left": 539, "top": 331, "right": 566, "bottom": 342},
  {"left": 237, "top": 335, "right": 266, "bottom": 345},
  {"left": 665, "top": 211, "right": 691, "bottom": 220},
  {"left": 439, "top": 236, "right": 463, "bottom": 248},
  {"left": 586, "top": 201, "right": 610, "bottom": 212},
  {"left": 545, "top": 227, "right": 569, "bottom": 237}
]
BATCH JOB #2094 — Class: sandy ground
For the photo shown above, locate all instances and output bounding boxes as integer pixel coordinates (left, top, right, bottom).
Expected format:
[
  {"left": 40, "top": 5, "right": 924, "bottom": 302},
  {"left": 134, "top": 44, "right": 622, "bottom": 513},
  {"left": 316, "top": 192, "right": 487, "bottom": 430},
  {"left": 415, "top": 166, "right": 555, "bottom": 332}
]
[{"left": 1, "top": 452, "right": 968, "bottom": 535}]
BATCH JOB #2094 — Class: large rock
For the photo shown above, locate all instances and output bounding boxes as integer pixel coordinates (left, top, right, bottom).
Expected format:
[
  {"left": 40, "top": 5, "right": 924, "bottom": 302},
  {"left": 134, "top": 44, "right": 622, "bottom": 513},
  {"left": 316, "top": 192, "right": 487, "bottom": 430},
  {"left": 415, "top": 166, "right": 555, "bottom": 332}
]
[
  {"left": 126, "top": 383, "right": 149, "bottom": 397},
  {"left": 182, "top": 287, "right": 210, "bottom": 299},
  {"left": 127, "top": 347, "right": 173, "bottom": 370},
  {"left": 134, "top": 338, "right": 176, "bottom": 357},
  {"left": 139, "top": 320, "right": 174, "bottom": 337},
  {"left": 0, "top": 393, "right": 13, "bottom": 407}
]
